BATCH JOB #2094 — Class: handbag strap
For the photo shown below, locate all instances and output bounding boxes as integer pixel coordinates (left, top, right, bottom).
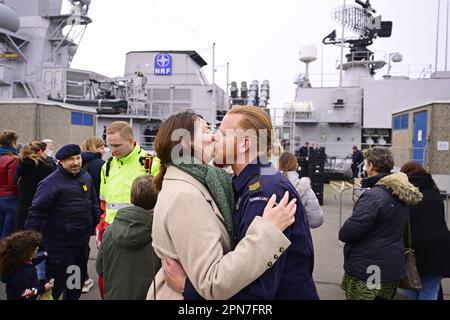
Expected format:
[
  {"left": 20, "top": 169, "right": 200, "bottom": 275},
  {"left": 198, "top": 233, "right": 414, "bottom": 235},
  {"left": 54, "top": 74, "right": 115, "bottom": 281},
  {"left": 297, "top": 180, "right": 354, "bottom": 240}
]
[{"left": 406, "top": 214, "right": 413, "bottom": 248}]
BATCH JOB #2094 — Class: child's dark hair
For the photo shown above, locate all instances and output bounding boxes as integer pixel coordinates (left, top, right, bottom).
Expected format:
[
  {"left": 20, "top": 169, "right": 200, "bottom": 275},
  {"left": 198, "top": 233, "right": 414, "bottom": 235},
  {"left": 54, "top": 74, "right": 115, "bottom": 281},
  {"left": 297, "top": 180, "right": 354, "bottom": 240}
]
[
  {"left": 131, "top": 175, "right": 158, "bottom": 210},
  {"left": 0, "top": 231, "right": 42, "bottom": 276}
]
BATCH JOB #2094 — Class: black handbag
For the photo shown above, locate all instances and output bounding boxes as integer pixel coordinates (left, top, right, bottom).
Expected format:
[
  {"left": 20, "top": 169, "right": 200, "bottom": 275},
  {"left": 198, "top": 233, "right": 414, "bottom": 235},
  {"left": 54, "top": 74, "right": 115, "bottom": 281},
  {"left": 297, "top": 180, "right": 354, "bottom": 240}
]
[{"left": 398, "top": 216, "right": 422, "bottom": 291}]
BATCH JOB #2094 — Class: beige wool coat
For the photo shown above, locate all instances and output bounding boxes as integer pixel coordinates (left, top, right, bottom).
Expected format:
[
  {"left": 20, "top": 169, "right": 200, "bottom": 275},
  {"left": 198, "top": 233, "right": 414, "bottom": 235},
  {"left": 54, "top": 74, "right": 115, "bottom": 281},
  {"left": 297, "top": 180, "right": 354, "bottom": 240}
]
[{"left": 146, "top": 166, "right": 291, "bottom": 300}]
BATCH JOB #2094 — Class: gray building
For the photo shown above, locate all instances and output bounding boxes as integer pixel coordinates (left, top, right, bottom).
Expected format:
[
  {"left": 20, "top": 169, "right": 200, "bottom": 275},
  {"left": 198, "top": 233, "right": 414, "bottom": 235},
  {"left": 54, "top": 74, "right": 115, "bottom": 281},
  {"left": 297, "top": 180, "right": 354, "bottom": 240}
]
[{"left": 0, "top": 99, "right": 96, "bottom": 149}]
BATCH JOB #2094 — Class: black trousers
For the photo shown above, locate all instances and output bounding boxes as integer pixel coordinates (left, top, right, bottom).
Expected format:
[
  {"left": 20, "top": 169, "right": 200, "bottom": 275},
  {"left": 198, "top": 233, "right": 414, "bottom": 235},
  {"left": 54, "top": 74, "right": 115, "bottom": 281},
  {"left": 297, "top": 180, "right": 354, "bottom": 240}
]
[{"left": 46, "top": 245, "right": 89, "bottom": 300}]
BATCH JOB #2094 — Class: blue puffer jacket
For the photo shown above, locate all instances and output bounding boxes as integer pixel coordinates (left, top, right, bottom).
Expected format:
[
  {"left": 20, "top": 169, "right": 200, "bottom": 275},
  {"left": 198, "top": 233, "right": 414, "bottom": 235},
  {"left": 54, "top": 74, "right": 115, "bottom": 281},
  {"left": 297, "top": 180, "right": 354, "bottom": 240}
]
[
  {"left": 339, "top": 173, "right": 423, "bottom": 282},
  {"left": 25, "top": 166, "right": 101, "bottom": 253}
]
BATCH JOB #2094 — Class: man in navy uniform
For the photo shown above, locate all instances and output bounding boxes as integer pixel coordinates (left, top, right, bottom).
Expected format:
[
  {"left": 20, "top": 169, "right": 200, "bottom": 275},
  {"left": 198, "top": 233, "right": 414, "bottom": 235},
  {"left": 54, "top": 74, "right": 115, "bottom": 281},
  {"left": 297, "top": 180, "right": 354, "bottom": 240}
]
[
  {"left": 164, "top": 106, "right": 319, "bottom": 300},
  {"left": 215, "top": 106, "right": 319, "bottom": 300},
  {"left": 25, "top": 144, "right": 101, "bottom": 300}
]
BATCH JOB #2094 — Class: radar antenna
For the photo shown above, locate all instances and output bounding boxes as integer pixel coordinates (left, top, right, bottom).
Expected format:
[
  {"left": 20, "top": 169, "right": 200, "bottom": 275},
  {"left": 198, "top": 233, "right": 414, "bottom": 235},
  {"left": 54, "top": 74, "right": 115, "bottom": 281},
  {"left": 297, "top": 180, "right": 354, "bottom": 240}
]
[{"left": 323, "top": 0, "right": 393, "bottom": 73}]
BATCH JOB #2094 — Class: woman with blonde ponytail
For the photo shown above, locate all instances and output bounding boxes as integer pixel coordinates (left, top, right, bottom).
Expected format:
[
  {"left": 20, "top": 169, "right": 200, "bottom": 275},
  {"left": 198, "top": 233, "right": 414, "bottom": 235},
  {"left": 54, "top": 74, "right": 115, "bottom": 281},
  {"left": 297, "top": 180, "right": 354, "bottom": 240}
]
[{"left": 14, "top": 141, "right": 54, "bottom": 230}]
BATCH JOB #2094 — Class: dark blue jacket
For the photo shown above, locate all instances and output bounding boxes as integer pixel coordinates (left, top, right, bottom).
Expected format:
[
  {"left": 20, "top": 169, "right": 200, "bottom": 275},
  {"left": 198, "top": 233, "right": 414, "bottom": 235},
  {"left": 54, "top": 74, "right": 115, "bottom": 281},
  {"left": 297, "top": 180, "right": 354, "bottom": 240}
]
[
  {"left": 81, "top": 152, "right": 105, "bottom": 197},
  {"left": 25, "top": 166, "right": 101, "bottom": 254},
  {"left": 1, "top": 256, "right": 46, "bottom": 300},
  {"left": 229, "top": 161, "right": 318, "bottom": 300},
  {"left": 339, "top": 173, "right": 422, "bottom": 282},
  {"left": 352, "top": 150, "right": 364, "bottom": 166}
]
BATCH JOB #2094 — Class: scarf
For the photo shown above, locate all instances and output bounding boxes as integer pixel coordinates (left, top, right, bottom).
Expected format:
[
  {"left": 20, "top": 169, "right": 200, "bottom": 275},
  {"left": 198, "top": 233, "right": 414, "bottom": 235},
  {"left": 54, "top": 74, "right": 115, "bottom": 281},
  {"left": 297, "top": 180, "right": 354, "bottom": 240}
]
[
  {"left": 0, "top": 147, "right": 18, "bottom": 156},
  {"left": 175, "top": 162, "right": 235, "bottom": 248}
]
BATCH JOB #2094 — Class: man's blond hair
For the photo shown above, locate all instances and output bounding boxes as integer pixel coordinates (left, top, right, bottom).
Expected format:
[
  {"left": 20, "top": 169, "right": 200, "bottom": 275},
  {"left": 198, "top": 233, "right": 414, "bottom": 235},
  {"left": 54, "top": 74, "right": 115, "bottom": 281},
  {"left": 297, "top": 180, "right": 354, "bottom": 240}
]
[
  {"left": 107, "top": 121, "right": 134, "bottom": 140},
  {"left": 227, "top": 106, "right": 272, "bottom": 157}
]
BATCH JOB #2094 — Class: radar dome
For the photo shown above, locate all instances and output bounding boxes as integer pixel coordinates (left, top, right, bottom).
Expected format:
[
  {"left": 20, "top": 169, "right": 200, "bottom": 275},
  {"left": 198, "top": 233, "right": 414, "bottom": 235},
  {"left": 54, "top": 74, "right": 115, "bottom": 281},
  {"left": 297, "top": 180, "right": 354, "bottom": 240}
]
[{"left": 299, "top": 45, "right": 318, "bottom": 63}]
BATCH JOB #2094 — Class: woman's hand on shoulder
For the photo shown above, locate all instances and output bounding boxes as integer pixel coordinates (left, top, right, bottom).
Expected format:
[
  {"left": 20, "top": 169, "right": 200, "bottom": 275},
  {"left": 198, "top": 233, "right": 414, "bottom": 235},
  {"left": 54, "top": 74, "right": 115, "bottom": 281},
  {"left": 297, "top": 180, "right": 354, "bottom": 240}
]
[{"left": 262, "top": 191, "right": 297, "bottom": 232}]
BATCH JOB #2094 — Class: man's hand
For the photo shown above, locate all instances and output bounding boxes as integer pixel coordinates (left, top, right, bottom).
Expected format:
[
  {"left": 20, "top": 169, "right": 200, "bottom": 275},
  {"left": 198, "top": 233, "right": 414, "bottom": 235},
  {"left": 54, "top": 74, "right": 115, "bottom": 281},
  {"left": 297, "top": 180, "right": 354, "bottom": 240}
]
[
  {"left": 162, "top": 256, "right": 187, "bottom": 295},
  {"left": 262, "top": 191, "right": 297, "bottom": 231}
]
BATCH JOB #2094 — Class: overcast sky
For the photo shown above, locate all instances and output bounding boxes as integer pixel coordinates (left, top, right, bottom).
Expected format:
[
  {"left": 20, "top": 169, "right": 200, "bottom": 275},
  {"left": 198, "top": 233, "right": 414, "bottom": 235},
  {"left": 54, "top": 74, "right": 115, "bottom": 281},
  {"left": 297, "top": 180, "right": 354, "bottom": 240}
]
[{"left": 68, "top": 0, "right": 449, "bottom": 108}]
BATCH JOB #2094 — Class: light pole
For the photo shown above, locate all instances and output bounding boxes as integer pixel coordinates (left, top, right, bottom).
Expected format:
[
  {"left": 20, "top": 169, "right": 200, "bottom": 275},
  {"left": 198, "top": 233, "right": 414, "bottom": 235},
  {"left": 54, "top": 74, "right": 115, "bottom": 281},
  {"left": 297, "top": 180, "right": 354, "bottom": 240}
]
[
  {"left": 436, "top": 0, "right": 441, "bottom": 73},
  {"left": 339, "top": 0, "right": 346, "bottom": 87},
  {"left": 212, "top": 42, "right": 216, "bottom": 127}
]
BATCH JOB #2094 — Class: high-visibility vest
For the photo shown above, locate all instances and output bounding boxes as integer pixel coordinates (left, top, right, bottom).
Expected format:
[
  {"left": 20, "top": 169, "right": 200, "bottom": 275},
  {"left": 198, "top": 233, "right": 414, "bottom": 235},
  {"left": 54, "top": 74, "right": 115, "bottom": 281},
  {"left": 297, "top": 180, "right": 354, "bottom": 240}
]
[{"left": 99, "top": 143, "right": 160, "bottom": 224}]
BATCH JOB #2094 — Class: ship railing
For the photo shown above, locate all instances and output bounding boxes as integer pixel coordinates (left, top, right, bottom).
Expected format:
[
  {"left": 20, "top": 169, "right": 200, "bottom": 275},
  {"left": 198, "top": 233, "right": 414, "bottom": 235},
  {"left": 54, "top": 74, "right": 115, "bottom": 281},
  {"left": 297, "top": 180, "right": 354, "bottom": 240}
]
[{"left": 299, "top": 64, "right": 435, "bottom": 88}]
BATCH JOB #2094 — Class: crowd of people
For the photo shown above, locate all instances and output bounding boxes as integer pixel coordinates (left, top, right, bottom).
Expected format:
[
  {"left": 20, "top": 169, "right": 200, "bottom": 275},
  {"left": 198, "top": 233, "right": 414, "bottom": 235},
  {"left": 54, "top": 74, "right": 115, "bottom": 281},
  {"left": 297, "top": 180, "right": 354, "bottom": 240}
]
[{"left": 0, "top": 105, "right": 449, "bottom": 301}]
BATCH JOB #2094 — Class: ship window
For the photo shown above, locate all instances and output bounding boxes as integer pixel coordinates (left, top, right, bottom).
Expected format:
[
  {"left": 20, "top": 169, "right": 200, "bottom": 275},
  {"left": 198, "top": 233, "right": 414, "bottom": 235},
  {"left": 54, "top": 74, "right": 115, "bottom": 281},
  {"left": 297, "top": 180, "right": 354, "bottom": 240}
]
[{"left": 393, "top": 114, "right": 408, "bottom": 130}]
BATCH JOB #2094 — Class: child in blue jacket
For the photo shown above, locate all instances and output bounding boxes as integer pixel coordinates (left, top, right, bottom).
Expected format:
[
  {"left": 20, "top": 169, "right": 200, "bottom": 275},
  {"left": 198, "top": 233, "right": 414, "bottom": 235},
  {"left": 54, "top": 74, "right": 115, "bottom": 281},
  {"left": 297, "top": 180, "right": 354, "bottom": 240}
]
[{"left": 0, "top": 231, "right": 54, "bottom": 300}]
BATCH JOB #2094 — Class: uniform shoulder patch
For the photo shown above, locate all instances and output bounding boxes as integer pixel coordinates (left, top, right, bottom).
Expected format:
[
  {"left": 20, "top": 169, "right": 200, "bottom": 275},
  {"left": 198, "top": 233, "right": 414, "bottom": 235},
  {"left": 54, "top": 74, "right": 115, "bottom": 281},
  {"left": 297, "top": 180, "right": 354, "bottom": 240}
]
[
  {"left": 249, "top": 181, "right": 261, "bottom": 192},
  {"left": 248, "top": 175, "right": 263, "bottom": 195}
]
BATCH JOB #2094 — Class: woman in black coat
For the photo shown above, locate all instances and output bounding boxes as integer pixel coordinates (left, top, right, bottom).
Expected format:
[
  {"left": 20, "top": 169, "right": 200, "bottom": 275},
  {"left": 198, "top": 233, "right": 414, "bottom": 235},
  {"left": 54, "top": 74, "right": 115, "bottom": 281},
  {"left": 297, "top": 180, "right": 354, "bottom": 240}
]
[
  {"left": 14, "top": 142, "right": 54, "bottom": 231},
  {"left": 81, "top": 137, "right": 105, "bottom": 197},
  {"left": 401, "top": 161, "right": 450, "bottom": 300}
]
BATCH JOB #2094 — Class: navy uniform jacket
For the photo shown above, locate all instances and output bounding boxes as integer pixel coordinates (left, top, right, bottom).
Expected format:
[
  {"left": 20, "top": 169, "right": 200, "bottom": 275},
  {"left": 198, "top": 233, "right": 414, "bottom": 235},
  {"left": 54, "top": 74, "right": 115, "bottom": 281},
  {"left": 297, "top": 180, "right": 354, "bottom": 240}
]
[
  {"left": 25, "top": 166, "right": 101, "bottom": 255},
  {"left": 230, "top": 160, "right": 319, "bottom": 300}
]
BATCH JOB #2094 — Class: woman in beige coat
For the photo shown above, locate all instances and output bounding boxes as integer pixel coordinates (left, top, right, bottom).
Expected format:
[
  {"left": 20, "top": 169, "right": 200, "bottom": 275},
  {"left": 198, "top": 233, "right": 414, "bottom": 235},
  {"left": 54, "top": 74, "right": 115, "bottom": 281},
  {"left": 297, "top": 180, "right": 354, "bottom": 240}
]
[{"left": 147, "top": 111, "right": 296, "bottom": 300}]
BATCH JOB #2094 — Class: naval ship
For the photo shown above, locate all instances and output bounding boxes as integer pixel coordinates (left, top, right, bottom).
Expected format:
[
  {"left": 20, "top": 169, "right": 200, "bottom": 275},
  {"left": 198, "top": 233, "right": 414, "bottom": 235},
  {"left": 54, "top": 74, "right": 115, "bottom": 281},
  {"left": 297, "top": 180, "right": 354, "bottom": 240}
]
[
  {"left": 0, "top": 0, "right": 238, "bottom": 151},
  {"left": 1, "top": 0, "right": 449, "bottom": 172},
  {"left": 269, "top": 0, "right": 450, "bottom": 183}
]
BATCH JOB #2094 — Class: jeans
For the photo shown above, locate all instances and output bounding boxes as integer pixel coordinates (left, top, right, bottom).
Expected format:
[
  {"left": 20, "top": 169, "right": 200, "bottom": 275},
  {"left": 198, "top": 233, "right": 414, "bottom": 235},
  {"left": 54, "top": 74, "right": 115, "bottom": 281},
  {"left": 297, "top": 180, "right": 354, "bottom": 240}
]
[
  {"left": 0, "top": 196, "right": 17, "bottom": 239},
  {"left": 36, "top": 250, "right": 47, "bottom": 281},
  {"left": 402, "top": 275, "right": 442, "bottom": 300}
]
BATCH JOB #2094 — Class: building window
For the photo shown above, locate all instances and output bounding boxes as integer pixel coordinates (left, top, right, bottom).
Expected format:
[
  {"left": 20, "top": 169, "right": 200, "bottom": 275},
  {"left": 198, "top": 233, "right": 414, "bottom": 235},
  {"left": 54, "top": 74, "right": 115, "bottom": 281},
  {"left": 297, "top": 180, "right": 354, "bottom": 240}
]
[
  {"left": 393, "top": 114, "right": 409, "bottom": 130},
  {"left": 71, "top": 112, "right": 94, "bottom": 127},
  {"left": 83, "top": 114, "right": 94, "bottom": 126},
  {"left": 71, "top": 112, "right": 83, "bottom": 125}
]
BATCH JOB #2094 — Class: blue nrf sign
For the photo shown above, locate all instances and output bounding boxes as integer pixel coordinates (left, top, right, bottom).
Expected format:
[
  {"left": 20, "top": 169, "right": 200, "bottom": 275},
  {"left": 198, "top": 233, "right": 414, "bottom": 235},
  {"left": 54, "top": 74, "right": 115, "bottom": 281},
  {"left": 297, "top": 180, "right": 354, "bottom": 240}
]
[{"left": 154, "top": 53, "right": 172, "bottom": 76}]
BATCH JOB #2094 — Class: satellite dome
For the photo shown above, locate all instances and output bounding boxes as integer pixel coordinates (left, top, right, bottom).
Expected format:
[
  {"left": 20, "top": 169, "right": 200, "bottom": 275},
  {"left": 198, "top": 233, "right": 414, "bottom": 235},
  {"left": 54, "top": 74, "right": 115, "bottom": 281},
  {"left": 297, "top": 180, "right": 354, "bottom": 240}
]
[
  {"left": 299, "top": 45, "right": 318, "bottom": 63},
  {"left": 0, "top": 3, "right": 20, "bottom": 33}
]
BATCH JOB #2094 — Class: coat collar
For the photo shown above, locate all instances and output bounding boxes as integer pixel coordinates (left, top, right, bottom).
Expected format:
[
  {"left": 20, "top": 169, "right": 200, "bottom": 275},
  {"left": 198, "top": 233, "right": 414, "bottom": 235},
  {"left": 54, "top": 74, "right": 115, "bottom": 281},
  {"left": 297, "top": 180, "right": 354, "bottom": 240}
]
[
  {"left": 232, "top": 158, "right": 272, "bottom": 194},
  {"left": 116, "top": 143, "right": 141, "bottom": 164},
  {"left": 57, "top": 165, "right": 82, "bottom": 179},
  {"left": 165, "top": 165, "right": 213, "bottom": 202},
  {"left": 164, "top": 166, "right": 225, "bottom": 223}
]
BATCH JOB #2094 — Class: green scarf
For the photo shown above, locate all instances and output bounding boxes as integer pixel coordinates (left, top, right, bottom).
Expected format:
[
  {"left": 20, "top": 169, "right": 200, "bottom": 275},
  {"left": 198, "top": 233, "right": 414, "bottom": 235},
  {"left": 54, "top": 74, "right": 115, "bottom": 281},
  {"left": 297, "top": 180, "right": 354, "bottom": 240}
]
[{"left": 175, "top": 162, "right": 235, "bottom": 248}]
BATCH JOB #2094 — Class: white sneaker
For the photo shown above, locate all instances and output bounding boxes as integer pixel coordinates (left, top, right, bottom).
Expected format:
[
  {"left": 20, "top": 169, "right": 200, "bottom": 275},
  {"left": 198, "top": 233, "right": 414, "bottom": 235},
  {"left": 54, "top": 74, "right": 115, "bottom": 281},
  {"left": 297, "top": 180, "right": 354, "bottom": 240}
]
[{"left": 82, "top": 278, "right": 94, "bottom": 293}]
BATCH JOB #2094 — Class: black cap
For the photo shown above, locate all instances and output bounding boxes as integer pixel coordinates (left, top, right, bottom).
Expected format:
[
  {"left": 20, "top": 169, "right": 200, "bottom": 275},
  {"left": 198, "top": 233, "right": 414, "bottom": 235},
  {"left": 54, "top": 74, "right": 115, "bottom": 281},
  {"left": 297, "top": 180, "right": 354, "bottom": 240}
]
[{"left": 55, "top": 144, "right": 81, "bottom": 160}]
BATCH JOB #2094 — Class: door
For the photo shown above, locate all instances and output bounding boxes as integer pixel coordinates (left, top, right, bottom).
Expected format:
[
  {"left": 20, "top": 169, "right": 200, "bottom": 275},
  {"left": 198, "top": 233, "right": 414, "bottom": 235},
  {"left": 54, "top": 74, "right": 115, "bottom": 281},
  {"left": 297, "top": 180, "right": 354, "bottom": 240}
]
[{"left": 413, "top": 111, "right": 428, "bottom": 166}]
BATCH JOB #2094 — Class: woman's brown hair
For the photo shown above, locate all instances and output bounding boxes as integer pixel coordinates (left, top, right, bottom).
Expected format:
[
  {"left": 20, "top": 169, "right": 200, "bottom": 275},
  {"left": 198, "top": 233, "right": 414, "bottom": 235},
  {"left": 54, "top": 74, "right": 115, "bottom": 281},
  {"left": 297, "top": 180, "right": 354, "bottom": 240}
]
[
  {"left": 278, "top": 152, "right": 298, "bottom": 176},
  {"left": 153, "top": 110, "right": 201, "bottom": 191},
  {"left": 401, "top": 161, "right": 439, "bottom": 189},
  {"left": 0, "top": 231, "right": 42, "bottom": 276},
  {"left": 19, "top": 141, "right": 47, "bottom": 166}
]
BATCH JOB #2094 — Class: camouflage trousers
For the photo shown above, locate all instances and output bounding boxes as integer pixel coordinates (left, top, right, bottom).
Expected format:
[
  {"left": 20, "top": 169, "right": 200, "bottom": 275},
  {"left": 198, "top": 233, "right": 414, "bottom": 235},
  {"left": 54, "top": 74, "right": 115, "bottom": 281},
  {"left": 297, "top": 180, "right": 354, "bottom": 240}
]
[{"left": 341, "top": 274, "right": 399, "bottom": 300}]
